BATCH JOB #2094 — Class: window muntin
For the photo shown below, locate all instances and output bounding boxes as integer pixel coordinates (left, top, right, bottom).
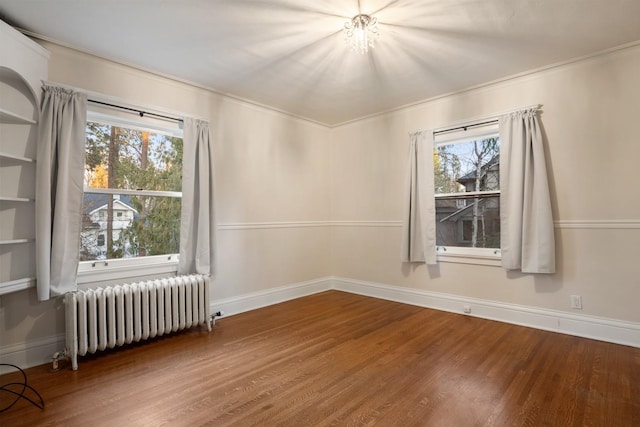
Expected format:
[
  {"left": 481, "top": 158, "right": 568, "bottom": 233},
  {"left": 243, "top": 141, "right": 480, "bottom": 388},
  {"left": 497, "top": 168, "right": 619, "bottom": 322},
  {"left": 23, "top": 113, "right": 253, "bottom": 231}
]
[
  {"left": 434, "top": 125, "right": 501, "bottom": 258},
  {"left": 80, "top": 119, "right": 183, "bottom": 264}
]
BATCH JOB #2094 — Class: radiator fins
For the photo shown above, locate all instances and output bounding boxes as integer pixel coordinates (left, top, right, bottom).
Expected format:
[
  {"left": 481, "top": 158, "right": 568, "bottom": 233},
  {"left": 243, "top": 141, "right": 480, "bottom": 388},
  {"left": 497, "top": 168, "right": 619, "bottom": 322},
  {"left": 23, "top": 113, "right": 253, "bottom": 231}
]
[{"left": 65, "top": 274, "right": 211, "bottom": 370}]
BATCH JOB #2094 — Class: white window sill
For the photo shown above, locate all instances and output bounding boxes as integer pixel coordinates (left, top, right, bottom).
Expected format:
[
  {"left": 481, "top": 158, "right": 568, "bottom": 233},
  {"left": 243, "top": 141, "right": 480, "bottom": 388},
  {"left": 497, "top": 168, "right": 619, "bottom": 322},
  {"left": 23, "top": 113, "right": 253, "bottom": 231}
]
[
  {"left": 436, "top": 247, "right": 501, "bottom": 267},
  {"left": 77, "top": 254, "right": 179, "bottom": 285}
]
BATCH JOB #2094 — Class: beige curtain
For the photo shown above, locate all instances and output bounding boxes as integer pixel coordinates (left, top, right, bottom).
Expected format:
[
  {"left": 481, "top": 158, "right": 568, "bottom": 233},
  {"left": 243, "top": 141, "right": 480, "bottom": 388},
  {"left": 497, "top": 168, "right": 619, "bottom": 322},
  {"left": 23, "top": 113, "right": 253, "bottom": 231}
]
[
  {"left": 35, "top": 85, "right": 87, "bottom": 301},
  {"left": 178, "top": 118, "right": 216, "bottom": 276},
  {"left": 401, "top": 130, "right": 437, "bottom": 264},
  {"left": 499, "top": 109, "right": 555, "bottom": 273}
]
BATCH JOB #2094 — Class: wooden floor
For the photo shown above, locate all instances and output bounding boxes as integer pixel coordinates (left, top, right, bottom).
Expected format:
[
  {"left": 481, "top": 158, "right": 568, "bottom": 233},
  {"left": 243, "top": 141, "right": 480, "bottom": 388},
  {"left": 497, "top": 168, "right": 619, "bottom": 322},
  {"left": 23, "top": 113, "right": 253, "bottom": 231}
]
[{"left": 1, "top": 291, "right": 639, "bottom": 426}]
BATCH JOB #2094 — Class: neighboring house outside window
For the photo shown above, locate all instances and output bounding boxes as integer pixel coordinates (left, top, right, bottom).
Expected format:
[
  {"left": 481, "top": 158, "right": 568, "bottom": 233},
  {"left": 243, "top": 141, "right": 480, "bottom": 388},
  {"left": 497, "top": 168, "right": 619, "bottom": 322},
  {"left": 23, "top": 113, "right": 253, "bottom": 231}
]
[
  {"left": 78, "top": 111, "right": 184, "bottom": 283},
  {"left": 80, "top": 194, "right": 138, "bottom": 259},
  {"left": 433, "top": 122, "right": 501, "bottom": 262}
]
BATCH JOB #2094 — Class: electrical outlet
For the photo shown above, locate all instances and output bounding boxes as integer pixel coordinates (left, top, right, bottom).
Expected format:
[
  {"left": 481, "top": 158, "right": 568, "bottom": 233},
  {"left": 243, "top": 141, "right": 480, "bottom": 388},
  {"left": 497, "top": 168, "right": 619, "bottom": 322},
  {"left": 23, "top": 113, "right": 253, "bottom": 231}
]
[
  {"left": 570, "top": 295, "right": 582, "bottom": 309},
  {"left": 463, "top": 305, "right": 471, "bottom": 314}
]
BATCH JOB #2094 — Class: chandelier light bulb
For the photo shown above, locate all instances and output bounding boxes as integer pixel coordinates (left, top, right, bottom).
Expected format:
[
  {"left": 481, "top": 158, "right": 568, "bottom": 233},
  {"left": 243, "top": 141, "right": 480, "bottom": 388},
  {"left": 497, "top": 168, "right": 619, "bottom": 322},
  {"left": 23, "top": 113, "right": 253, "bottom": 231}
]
[{"left": 344, "top": 14, "right": 379, "bottom": 54}]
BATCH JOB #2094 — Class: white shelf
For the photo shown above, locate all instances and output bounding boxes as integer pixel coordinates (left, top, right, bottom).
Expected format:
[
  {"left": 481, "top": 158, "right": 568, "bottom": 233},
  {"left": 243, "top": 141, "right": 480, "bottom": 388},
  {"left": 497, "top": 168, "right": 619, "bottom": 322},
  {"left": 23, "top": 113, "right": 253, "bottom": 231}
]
[
  {"left": 0, "top": 196, "right": 34, "bottom": 202},
  {"left": 0, "top": 238, "right": 34, "bottom": 245},
  {"left": 0, "top": 152, "right": 35, "bottom": 163},
  {"left": 0, "top": 20, "right": 47, "bottom": 298},
  {"left": 0, "top": 277, "right": 36, "bottom": 295},
  {"left": 0, "top": 107, "right": 37, "bottom": 124}
]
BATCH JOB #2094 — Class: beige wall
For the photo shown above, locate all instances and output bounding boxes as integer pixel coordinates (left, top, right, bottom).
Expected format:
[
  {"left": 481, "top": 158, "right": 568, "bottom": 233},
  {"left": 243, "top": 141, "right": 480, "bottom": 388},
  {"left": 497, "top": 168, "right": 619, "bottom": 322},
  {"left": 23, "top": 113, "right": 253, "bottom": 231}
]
[
  {"left": 329, "top": 44, "right": 640, "bottom": 323},
  {"left": 0, "top": 41, "right": 331, "bottom": 358},
  {"left": 2, "top": 39, "right": 639, "bottom": 368},
  {"left": 48, "top": 42, "right": 333, "bottom": 299}
]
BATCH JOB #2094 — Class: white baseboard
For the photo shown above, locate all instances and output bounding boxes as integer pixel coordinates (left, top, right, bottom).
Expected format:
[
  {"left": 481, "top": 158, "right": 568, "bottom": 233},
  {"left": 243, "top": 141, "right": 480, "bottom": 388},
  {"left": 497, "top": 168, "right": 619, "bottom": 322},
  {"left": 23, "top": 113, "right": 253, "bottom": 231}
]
[
  {"left": 4, "top": 275, "right": 637, "bottom": 371},
  {"left": 210, "top": 277, "right": 333, "bottom": 318},
  {"left": 0, "top": 334, "right": 65, "bottom": 374},
  {"left": 0, "top": 278, "right": 333, "bottom": 372},
  {"left": 331, "top": 277, "right": 640, "bottom": 348}
]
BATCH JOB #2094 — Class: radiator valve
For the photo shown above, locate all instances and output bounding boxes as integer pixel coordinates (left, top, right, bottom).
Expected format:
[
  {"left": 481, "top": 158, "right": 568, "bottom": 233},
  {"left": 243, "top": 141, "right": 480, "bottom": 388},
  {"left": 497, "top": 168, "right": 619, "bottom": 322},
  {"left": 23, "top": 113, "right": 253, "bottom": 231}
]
[
  {"left": 211, "top": 310, "right": 224, "bottom": 326},
  {"left": 50, "top": 352, "right": 62, "bottom": 372},
  {"left": 50, "top": 350, "right": 71, "bottom": 372}
]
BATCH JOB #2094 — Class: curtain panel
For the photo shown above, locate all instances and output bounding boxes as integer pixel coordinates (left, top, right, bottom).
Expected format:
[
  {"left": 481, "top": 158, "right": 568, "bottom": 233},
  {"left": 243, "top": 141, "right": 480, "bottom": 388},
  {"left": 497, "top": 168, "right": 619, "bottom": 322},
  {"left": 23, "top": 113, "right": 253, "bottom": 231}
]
[
  {"left": 401, "top": 109, "right": 555, "bottom": 273},
  {"left": 401, "top": 130, "right": 437, "bottom": 264},
  {"left": 499, "top": 109, "right": 556, "bottom": 273},
  {"left": 178, "top": 118, "right": 216, "bottom": 276},
  {"left": 35, "top": 85, "right": 87, "bottom": 301}
]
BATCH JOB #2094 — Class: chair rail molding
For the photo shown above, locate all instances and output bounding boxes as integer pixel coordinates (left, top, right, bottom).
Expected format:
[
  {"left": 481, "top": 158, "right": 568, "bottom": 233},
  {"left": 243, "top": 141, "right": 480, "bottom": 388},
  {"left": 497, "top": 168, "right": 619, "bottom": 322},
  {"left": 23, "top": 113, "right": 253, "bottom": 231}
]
[{"left": 554, "top": 220, "right": 640, "bottom": 229}]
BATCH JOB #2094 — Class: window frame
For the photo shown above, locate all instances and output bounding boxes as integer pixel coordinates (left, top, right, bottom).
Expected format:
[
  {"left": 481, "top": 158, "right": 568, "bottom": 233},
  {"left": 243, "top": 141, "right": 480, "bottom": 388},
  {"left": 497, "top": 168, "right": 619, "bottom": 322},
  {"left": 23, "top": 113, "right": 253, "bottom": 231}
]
[
  {"left": 78, "top": 110, "right": 184, "bottom": 284},
  {"left": 433, "top": 122, "right": 502, "bottom": 266}
]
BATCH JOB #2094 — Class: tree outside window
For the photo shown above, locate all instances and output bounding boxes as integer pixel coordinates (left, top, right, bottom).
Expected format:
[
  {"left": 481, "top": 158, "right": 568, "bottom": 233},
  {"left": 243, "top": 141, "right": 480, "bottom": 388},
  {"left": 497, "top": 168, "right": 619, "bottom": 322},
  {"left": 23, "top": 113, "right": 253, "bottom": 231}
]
[
  {"left": 434, "top": 136, "right": 500, "bottom": 249},
  {"left": 80, "top": 121, "right": 183, "bottom": 261}
]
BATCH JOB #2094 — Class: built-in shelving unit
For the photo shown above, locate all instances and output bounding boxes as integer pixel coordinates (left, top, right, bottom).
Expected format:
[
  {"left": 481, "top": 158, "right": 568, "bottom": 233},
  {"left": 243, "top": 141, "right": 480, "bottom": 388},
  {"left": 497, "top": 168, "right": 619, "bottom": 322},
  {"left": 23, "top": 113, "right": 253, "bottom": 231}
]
[
  {"left": 0, "top": 277, "right": 37, "bottom": 294},
  {"left": 0, "top": 151, "right": 36, "bottom": 163},
  {"left": 0, "top": 196, "right": 34, "bottom": 202},
  {"left": 0, "top": 20, "right": 49, "bottom": 296},
  {"left": 0, "top": 107, "right": 37, "bottom": 124},
  {"left": 0, "top": 78, "right": 38, "bottom": 295},
  {"left": 0, "top": 239, "right": 35, "bottom": 245}
]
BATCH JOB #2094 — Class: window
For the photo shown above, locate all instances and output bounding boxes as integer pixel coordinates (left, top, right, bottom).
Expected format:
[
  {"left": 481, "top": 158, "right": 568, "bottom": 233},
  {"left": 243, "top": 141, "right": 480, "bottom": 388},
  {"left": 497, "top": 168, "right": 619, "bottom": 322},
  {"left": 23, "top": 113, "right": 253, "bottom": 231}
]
[
  {"left": 459, "top": 219, "right": 473, "bottom": 243},
  {"left": 78, "top": 112, "right": 183, "bottom": 281},
  {"left": 433, "top": 122, "right": 501, "bottom": 262}
]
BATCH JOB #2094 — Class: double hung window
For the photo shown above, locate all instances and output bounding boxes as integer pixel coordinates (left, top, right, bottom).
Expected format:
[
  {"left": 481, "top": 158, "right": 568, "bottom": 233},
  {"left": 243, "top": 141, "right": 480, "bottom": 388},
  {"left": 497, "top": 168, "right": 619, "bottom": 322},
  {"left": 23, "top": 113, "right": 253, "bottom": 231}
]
[
  {"left": 433, "top": 122, "right": 501, "bottom": 261},
  {"left": 78, "top": 112, "right": 183, "bottom": 281}
]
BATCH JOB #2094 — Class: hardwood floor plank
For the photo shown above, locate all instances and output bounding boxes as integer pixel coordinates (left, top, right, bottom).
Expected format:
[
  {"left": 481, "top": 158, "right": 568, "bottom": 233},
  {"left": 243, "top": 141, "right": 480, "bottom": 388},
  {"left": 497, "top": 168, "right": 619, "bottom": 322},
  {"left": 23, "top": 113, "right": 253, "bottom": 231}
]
[{"left": 1, "top": 291, "right": 638, "bottom": 426}]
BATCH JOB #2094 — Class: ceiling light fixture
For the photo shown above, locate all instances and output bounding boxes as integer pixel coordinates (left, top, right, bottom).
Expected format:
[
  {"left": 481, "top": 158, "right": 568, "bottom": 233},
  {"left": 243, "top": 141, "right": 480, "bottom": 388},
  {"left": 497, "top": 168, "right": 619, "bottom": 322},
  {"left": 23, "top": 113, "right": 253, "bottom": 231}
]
[{"left": 344, "top": 14, "right": 379, "bottom": 54}]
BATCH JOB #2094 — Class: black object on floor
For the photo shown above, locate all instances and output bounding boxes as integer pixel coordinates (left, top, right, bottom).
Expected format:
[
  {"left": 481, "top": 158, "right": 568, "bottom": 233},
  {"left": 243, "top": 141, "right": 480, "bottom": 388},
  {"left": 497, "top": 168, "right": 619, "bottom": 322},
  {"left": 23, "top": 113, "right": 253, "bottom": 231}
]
[{"left": 0, "top": 364, "right": 45, "bottom": 412}]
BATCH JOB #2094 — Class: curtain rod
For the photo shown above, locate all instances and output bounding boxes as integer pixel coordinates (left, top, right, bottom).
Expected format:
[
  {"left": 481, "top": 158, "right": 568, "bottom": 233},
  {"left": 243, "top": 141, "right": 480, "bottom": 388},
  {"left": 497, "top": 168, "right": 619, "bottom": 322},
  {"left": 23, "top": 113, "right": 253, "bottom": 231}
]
[
  {"left": 88, "top": 99, "right": 183, "bottom": 123},
  {"left": 433, "top": 119, "right": 498, "bottom": 136},
  {"left": 429, "top": 104, "right": 541, "bottom": 136}
]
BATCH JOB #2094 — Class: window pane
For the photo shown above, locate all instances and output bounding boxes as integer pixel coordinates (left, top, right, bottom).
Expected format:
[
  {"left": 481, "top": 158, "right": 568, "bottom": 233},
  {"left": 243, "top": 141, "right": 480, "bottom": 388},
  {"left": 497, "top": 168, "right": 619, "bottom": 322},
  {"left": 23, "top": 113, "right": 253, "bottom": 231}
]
[
  {"left": 436, "top": 196, "right": 500, "bottom": 248},
  {"left": 80, "top": 193, "right": 181, "bottom": 261},
  {"left": 434, "top": 137, "right": 500, "bottom": 194},
  {"left": 85, "top": 122, "right": 183, "bottom": 192}
]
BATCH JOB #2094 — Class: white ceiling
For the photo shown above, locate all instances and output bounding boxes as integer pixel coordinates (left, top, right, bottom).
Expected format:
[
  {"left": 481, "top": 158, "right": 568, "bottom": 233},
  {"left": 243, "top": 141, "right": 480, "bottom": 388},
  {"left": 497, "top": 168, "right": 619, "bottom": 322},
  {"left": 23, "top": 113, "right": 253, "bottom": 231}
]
[{"left": 1, "top": 0, "right": 640, "bottom": 126}]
